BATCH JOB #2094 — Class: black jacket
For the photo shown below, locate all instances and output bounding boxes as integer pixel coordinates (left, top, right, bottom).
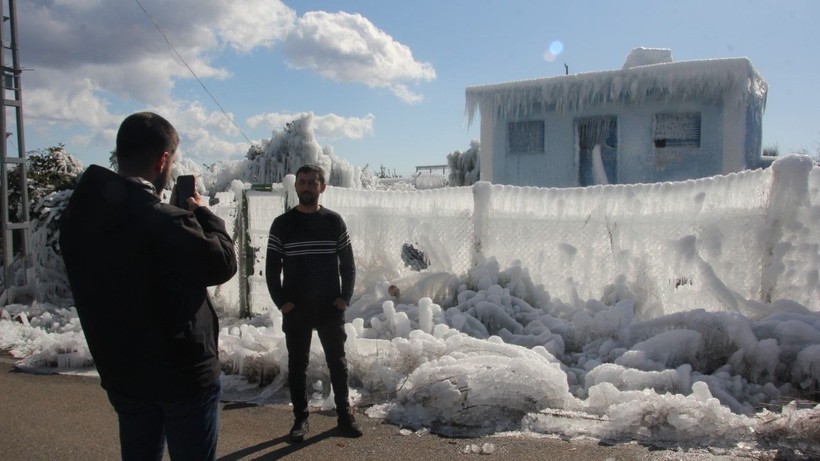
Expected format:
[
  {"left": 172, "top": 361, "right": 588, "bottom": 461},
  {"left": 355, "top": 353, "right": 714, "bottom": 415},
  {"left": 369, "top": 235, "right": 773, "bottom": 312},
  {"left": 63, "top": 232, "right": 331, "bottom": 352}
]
[{"left": 59, "top": 165, "right": 237, "bottom": 400}]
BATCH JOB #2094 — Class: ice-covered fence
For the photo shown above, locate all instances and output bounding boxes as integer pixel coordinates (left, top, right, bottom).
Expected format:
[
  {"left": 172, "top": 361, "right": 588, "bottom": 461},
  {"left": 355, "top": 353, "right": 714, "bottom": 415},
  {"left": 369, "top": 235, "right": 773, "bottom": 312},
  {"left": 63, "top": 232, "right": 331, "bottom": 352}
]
[
  {"left": 237, "top": 155, "right": 818, "bottom": 317},
  {"left": 239, "top": 184, "right": 476, "bottom": 317},
  {"left": 320, "top": 186, "right": 476, "bottom": 291},
  {"left": 241, "top": 185, "right": 287, "bottom": 316},
  {"left": 475, "top": 171, "right": 772, "bottom": 315},
  {"left": 206, "top": 186, "right": 253, "bottom": 316}
]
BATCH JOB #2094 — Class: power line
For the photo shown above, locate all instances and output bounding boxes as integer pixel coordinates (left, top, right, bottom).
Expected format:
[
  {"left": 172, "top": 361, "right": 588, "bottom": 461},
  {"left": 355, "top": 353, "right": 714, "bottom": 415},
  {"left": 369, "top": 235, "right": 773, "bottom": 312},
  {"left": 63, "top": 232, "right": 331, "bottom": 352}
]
[{"left": 133, "top": 0, "right": 252, "bottom": 145}]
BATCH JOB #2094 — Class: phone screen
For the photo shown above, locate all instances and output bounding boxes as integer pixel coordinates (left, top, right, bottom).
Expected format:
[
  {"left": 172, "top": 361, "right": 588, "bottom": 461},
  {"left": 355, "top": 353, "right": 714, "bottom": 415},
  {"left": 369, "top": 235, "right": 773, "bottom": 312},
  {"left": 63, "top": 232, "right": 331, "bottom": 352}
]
[{"left": 176, "top": 175, "right": 195, "bottom": 208}]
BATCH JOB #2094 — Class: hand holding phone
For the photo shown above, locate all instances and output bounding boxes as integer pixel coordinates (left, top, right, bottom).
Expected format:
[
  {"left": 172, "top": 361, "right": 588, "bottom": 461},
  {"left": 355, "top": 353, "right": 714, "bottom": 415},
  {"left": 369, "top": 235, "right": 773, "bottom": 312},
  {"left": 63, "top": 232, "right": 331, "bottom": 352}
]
[{"left": 175, "top": 175, "right": 196, "bottom": 209}]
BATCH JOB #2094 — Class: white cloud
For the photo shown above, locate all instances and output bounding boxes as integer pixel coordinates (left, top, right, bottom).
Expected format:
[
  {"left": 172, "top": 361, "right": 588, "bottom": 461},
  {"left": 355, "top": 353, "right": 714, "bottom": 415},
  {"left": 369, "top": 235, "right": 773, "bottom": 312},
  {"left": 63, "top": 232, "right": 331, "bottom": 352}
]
[
  {"left": 247, "top": 112, "right": 375, "bottom": 140},
  {"left": 52, "top": 0, "right": 104, "bottom": 9},
  {"left": 26, "top": 77, "right": 114, "bottom": 127},
  {"left": 388, "top": 84, "right": 425, "bottom": 105},
  {"left": 17, "top": 1, "right": 426, "bottom": 164},
  {"left": 18, "top": 1, "right": 295, "bottom": 162},
  {"left": 24, "top": 75, "right": 122, "bottom": 154},
  {"left": 178, "top": 133, "right": 249, "bottom": 165},
  {"left": 20, "top": 2, "right": 430, "bottom": 106},
  {"left": 26, "top": 80, "right": 249, "bottom": 164},
  {"left": 19, "top": 0, "right": 294, "bottom": 105},
  {"left": 161, "top": 101, "right": 249, "bottom": 163},
  {"left": 281, "top": 11, "right": 436, "bottom": 103},
  {"left": 214, "top": 0, "right": 296, "bottom": 52}
]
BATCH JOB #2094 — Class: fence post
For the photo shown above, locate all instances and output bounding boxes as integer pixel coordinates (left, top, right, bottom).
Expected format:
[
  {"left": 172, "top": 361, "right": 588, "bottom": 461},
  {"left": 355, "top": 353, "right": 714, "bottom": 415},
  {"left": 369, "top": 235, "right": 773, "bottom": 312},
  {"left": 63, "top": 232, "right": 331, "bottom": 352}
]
[
  {"left": 472, "top": 181, "right": 492, "bottom": 269},
  {"left": 759, "top": 155, "right": 813, "bottom": 302},
  {"left": 237, "top": 189, "right": 250, "bottom": 318}
]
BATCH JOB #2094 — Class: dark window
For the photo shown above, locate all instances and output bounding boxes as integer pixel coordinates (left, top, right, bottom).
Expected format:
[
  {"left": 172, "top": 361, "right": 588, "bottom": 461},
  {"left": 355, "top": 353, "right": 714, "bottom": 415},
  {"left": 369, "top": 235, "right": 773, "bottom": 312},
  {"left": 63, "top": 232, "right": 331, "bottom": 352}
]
[
  {"left": 654, "top": 113, "right": 701, "bottom": 148},
  {"left": 508, "top": 120, "right": 545, "bottom": 154}
]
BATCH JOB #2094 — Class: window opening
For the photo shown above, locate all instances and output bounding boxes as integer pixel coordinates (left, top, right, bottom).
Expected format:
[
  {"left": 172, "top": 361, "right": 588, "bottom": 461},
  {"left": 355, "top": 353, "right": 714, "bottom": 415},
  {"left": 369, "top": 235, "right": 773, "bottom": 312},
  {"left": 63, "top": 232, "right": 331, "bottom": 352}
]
[
  {"left": 654, "top": 113, "right": 701, "bottom": 148},
  {"left": 508, "top": 120, "right": 545, "bottom": 154}
]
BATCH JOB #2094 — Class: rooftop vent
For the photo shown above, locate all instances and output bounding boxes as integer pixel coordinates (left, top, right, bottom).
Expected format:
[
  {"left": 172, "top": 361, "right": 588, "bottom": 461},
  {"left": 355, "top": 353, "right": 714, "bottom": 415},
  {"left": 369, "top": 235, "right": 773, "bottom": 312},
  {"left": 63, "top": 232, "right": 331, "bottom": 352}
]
[{"left": 623, "top": 47, "right": 673, "bottom": 69}]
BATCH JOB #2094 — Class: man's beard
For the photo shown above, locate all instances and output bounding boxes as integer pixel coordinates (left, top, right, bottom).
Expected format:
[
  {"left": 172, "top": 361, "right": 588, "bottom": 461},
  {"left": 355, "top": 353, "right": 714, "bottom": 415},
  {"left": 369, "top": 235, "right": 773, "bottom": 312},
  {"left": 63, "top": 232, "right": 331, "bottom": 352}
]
[
  {"left": 298, "top": 191, "right": 318, "bottom": 206},
  {"left": 152, "top": 164, "right": 173, "bottom": 193}
]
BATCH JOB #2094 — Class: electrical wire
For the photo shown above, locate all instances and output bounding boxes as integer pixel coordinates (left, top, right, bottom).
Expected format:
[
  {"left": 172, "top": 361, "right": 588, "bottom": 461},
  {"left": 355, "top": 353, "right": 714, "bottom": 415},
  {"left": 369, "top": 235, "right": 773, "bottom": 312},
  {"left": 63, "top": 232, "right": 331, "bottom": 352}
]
[{"left": 133, "top": 0, "right": 252, "bottom": 145}]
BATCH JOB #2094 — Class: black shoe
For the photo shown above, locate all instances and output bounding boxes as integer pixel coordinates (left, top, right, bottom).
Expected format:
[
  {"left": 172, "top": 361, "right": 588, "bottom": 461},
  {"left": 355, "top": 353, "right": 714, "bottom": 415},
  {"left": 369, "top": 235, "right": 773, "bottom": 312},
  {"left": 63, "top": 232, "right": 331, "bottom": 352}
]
[
  {"left": 288, "top": 418, "right": 309, "bottom": 443},
  {"left": 337, "top": 411, "right": 363, "bottom": 438}
]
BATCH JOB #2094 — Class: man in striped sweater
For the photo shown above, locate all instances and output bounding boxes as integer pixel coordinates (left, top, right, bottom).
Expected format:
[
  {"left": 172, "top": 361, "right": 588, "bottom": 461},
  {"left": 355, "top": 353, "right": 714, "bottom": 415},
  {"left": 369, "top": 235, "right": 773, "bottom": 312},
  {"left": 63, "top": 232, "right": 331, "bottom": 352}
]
[{"left": 265, "top": 164, "right": 360, "bottom": 443}]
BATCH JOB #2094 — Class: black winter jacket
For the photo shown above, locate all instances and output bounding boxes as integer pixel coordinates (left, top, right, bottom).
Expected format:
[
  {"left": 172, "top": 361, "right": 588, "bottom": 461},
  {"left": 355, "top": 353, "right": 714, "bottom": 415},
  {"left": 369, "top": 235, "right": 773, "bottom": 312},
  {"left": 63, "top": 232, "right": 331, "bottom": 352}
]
[{"left": 59, "top": 165, "right": 237, "bottom": 400}]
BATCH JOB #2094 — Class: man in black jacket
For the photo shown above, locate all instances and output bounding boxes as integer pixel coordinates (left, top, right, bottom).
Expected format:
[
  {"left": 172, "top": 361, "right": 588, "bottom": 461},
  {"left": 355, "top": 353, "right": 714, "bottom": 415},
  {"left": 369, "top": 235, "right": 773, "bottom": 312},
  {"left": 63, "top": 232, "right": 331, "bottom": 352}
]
[
  {"left": 266, "top": 164, "right": 361, "bottom": 442},
  {"left": 59, "top": 112, "right": 237, "bottom": 461}
]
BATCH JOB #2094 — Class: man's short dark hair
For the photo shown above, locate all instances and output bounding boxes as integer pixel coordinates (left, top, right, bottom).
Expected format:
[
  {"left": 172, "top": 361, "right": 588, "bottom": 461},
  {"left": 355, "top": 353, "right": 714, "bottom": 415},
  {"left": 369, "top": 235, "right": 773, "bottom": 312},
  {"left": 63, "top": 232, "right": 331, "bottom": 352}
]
[
  {"left": 115, "top": 112, "right": 179, "bottom": 170},
  {"left": 296, "top": 164, "right": 326, "bottom": 184}
]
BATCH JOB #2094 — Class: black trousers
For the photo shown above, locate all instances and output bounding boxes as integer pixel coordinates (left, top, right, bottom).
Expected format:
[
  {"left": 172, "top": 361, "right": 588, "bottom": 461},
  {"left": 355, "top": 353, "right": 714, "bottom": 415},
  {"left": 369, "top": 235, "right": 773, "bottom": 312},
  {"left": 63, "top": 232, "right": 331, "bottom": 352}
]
[
  {"left": 282, "top": 305, "right": 350, "bottom": 419},
  {"left": 107, "top": 380, "right": 221, "bottom": 461}
]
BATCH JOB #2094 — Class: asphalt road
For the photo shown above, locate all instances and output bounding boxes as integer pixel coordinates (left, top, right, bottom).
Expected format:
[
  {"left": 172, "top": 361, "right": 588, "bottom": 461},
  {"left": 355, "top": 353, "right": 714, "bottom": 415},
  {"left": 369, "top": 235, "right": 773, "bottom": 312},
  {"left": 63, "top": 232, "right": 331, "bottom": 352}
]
[{"left": 0, "top": 355, "right": 759, "bottom": 460}]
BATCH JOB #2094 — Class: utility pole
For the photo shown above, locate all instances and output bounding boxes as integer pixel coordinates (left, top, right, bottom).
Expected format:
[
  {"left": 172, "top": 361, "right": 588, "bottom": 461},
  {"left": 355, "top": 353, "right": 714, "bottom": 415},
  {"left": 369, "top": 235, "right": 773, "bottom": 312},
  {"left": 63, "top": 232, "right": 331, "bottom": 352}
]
[{"left": 0, "top": 0, "right": 31, "bottom": 305}]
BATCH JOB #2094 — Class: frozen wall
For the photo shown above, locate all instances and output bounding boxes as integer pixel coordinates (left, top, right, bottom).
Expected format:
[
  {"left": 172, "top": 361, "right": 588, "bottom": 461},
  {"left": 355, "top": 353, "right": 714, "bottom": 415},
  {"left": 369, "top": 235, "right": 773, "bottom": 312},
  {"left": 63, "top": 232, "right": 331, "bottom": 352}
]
[
  {"left": 241, "top": 155, "right": 818, "bottom": 318},
  {"left": 489, "top": 112, "right": 576, "bottom": 188},
  {"left": 651, "top": 104, "right": 724, "bottom": 182},
  {"left": 484, "top": 102, "right": 727, "bottom": 187}
]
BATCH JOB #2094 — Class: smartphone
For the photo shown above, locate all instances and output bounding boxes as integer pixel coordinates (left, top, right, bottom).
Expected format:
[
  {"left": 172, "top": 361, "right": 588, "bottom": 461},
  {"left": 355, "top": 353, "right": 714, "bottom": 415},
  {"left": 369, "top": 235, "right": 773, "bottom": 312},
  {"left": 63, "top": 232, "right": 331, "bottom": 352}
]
[{"left": 175, "top": 175, "right": 196, "bottom": 208}]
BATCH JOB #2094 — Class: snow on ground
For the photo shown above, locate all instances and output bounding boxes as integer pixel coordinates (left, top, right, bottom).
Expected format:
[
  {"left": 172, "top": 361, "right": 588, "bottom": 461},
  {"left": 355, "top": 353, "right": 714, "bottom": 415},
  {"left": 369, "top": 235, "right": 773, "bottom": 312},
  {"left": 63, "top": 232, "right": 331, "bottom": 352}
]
[{"left": 2, "top": 258, "right": 818, "bottom": 457}]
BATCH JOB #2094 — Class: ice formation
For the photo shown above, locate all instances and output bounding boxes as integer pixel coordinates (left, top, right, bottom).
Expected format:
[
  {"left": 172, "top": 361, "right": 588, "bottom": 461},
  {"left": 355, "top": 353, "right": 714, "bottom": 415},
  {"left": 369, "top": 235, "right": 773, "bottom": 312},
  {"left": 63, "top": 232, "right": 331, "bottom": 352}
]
[{"left": 465, "top": 54, "right": 767, "bottom": 126}]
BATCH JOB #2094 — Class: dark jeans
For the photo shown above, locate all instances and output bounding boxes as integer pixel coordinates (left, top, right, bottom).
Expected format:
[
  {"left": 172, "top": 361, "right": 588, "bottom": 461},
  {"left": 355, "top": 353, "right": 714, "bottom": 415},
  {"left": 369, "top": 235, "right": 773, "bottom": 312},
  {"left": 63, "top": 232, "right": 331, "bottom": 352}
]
[
  {"left": 283, "top": 305, "right": 350, "bottom": 419},
  {"left": 106, "top": 380, "right": 221, "bottom": 461}
]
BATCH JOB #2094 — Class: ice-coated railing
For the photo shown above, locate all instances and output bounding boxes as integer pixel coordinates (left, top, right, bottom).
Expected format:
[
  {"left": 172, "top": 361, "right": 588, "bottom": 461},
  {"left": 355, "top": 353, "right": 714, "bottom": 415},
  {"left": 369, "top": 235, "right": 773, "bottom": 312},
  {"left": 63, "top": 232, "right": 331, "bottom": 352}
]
[{"left": 234, "top": 155, "right": 818, "bottom": 317}]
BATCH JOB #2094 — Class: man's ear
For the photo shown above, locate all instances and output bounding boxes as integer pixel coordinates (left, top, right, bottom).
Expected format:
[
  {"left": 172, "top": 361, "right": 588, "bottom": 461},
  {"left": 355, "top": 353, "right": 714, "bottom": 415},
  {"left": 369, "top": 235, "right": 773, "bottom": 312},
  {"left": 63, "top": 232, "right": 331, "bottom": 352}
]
[
  {"left": 320, "top": 182, "right": 327, "bottom": 193},
  {"left": 155, "top": 152, "right": 170, "bottom": 173}
]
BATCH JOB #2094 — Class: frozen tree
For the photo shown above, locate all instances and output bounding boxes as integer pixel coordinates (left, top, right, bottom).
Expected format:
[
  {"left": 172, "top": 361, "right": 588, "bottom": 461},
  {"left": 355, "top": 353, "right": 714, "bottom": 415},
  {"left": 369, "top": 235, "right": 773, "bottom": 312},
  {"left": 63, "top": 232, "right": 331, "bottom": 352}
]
[
  {"left": 30, "top": 189, "right": 74, "bottom": 306},
  {"left": 358, "top": 164, "right": 380, "bottom": 190},
  {"left": 23, "top": 145, "right": 83, "bottom": 209},
  {"left": 447, "top": 140, "right": 480, "bottom": 186},
  {"left": 0, "top": 146, "right": 83, "bottom": 304},
  {"left": 1, "top": 145, "right": 82, "bottom": 258},
  {"left": 199, "top": 113, "right": 364, "bottom": 194}
]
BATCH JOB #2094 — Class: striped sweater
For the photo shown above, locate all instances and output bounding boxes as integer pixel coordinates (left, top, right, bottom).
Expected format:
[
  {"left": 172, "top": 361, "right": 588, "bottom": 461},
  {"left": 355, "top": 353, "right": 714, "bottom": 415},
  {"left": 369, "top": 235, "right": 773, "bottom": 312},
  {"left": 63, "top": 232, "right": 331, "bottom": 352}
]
[{"left": 265, "top": 206, "right": 356, "bottom": 309}]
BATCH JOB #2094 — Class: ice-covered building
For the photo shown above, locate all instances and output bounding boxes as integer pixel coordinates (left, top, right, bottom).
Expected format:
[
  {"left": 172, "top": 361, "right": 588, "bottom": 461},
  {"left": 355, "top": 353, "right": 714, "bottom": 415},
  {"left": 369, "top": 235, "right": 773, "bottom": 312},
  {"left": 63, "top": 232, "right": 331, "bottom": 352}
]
[{"left": 465, "top": 48, "right": 769, "bottom": 187}]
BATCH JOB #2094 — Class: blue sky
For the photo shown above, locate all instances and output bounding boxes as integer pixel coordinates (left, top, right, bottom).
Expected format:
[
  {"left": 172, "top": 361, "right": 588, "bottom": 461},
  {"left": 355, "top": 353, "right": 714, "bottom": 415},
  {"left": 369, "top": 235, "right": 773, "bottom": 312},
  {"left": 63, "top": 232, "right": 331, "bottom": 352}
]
[{"left": 18, "top": 0, "right": 820, "bottom": 176}]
